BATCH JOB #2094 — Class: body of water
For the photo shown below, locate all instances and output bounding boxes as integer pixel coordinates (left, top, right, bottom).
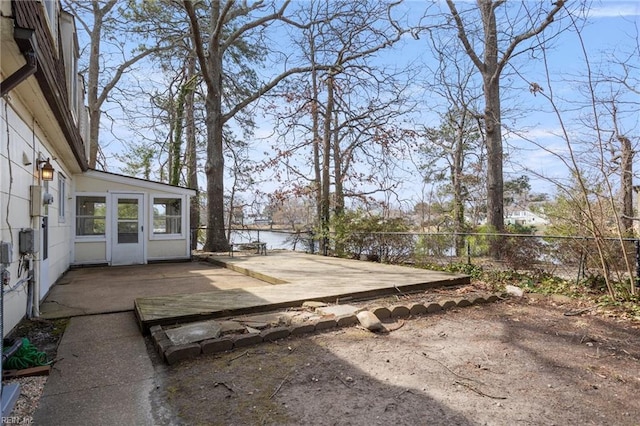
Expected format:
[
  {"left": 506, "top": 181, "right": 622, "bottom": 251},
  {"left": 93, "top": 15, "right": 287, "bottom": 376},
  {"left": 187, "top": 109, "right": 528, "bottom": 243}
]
[{"left": 229, "top": 229, "right": 312, "bottom": 252}]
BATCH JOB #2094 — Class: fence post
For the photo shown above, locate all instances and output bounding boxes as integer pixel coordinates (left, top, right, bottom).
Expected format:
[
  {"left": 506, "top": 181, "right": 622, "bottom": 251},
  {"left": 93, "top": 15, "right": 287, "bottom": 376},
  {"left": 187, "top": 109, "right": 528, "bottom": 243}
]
[
  {"left": 308, "top": 230, "right": 315, "bottom": 254},
  {"left": 635, "top": 239, "right": 640, "bottom": 289},
  {"left": 466, "top": 236, "right": 471, "bottom": 265},
  {"left": 190, "top": 227, "right": 198, "bottom": 251}
]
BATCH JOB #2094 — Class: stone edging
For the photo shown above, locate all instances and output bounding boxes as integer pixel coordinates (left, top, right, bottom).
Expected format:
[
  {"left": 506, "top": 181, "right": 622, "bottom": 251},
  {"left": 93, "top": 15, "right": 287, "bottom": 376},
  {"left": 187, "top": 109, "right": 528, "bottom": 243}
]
[{"left": 150, "top": 293, "right": 501, "bottom": 365}]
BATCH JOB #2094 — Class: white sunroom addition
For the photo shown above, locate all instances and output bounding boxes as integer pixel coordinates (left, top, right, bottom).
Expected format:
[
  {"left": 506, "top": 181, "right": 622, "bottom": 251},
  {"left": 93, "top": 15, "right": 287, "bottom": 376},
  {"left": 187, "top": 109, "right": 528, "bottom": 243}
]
[{"left": 73, "top": 170, "right": 196, "bottom": 266}]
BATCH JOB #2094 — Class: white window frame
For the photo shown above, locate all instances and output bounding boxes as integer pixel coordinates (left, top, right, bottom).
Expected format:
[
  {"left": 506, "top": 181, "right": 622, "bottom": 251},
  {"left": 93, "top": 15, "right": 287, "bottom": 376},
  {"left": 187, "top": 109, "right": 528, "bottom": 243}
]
[
  {"left": 66, "top": 41, "right": 78, "bottom": 119},
  {"left": 150, "top": 194, "right": 186, "bottom": 240},
  {"left": 75, "top": 193, "right": 108, "bottom": 241},
  {"left": 60, "top": 11, "right": 79, "bottom": 119},
  {"left": 40, "top": 0, "right": 59, "bottom": 51},
  {"left": 58, "top": 174, "right": 66, "bottom": 222}
]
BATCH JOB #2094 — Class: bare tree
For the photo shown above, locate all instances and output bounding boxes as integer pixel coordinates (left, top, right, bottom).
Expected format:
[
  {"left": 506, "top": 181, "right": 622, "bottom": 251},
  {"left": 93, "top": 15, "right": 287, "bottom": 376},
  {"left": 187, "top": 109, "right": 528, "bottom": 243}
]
[
  {"left": 183, "top": 0, "right": 407, "bottom": 252},
  {"left": 183, "top": 0, "right": 316, "bottom": 251},
  {"left": 523, "top": 10, "right": 638, "bottom": 296},
  {"left": 262, "top": 0, "right": 409, "bottom": 253},
  {"left": 184, "top": 54, "right": 201, "bottom": 249},
  {"left": 64, "top": 0, "right": 170, "bottom": 168},
  {"left": 444, "top": 0, "right": 566, "bottom": 238},
  {"left": 419, "top": 28, "right": 485, "bottom": 251}
]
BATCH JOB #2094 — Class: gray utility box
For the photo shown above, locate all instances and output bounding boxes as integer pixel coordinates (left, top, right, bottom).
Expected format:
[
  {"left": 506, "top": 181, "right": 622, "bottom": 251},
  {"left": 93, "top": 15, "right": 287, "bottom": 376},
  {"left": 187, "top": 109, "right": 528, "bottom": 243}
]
[{"left": 19, "top": 228, "right": 35, "bottom": 255}]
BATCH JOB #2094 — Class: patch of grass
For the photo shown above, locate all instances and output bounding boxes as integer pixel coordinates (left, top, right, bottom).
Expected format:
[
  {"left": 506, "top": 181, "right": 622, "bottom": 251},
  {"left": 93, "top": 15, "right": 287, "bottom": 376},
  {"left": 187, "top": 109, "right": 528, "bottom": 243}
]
[
  {"left": 50, "top": 318, "right": 69, "bottom": 337},
  {"left": 6, "top": 318, "right": 69, "bottom": 362}
]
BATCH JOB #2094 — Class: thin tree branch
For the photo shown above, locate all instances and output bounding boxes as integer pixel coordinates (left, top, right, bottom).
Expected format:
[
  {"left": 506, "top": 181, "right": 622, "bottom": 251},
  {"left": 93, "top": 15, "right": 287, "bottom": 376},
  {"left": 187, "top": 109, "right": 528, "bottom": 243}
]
[
  {"left": 183, "top": 0, "right": 214, "bottom": 90},
  {"left": 495, "top": 0, "right": 565, "bottom": 80},
  {"left": 445, "top": 0, "right": 485, "bottom": 72}
]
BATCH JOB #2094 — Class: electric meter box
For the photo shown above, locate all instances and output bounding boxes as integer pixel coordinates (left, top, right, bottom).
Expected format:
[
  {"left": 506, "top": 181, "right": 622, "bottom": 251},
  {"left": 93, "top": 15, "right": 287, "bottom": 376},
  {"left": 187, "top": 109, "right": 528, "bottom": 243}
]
[
  {"left": 30, "top": 185, "right": 43, "bottom": 216},
  {"left": 19, "top": 228, "right": 35, "bottom": 255},
  {"left": 0, "top": 241, "right": 12, "bottom": 265}
]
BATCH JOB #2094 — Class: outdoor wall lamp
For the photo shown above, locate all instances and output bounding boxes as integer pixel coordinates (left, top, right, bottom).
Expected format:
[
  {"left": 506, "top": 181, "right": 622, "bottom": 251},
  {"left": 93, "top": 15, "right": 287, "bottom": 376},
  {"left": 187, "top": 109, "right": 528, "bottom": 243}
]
[{"left": 37, "top": 158, "right": 54, "bottom": 181}]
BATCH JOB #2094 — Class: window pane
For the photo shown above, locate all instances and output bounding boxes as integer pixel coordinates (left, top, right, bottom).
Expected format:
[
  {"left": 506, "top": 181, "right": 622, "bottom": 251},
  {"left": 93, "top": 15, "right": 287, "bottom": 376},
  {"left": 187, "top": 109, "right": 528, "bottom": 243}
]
[
  {"left": 76, "top": 218, "right": 106, "bottom": 236},
  {"left": 118, "top": 199, "right": 138, "bottom": 220},
  {"left": 77, "top": 197, "right": 106, "bottom": 216},
  {"left": 153, "top": 198, "right": 182, "bottom": 235},
  {"left": 76, "top": 196, "right": 106, "bottom": 236},
  {"left": 153, "top": 219, "right": 166, "bottom": 234},
  {"left": 118, "top": 221, "right": 138, "bottom": 244}
]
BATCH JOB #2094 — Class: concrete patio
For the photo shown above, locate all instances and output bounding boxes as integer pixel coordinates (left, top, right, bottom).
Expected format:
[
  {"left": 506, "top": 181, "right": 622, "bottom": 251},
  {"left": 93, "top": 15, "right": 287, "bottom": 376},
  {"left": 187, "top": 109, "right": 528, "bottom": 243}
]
[
  {"left": 135, "top": 252, "right": 470, "bottom": 331},
  {"left": 39, "top": 260, "right": 269, "bottom": 318}
]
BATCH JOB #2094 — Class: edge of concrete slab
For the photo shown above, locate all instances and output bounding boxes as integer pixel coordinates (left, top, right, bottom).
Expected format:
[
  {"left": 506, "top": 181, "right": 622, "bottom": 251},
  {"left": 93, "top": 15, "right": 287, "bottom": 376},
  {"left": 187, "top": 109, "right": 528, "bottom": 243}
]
[
  {"left": 134, "top": 273, "right": 470, "bottom": 333},
  {"left": 200, "top": 255, "right": 288, "bottom": 285},
  {"left": 151, "top": 292, "right": 502, "bottom": 365}
]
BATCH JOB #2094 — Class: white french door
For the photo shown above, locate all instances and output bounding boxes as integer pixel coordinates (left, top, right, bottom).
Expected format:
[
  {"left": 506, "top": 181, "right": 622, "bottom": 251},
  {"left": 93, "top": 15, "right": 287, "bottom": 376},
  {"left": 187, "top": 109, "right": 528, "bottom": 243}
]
[{"left": 111, "top": 194, "right": 145, "bottom": 265}]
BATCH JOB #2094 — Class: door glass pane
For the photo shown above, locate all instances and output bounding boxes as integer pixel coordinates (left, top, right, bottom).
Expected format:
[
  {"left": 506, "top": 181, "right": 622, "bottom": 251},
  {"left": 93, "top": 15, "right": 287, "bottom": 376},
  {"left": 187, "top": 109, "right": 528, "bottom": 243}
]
[
  {"left": 118, "top": 199, "right": 138, "bottom": 219},
  {"left": 117, "top": 199, "right": 138, "bottom": 244}
]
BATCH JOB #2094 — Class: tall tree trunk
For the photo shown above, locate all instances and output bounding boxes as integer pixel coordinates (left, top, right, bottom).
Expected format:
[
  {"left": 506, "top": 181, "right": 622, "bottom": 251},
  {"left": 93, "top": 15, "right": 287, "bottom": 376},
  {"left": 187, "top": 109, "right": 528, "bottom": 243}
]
[
  {"left": 81, "top": 0, "right": 154, "bottom": 169},
  {"left": 332, "top": 110, "right": 344, "bottom": 217},
  {"left": 620, "top": 135, "right": 633, "bottom": 235},
  {"left": 483, "top": 77, "right": 504, "bottom": 233},
  {"left": 310, "top": 37, "right": 322, "bottom": 252},
  {"left": 184, "top": 0, "right": 331, "bottom": 252},
  {"left": 453, "top": 122, "right": 465, "bottom": 256},
  {"left": 203, "top": 1, "right": 229, "bottom": 252},
  {"left": 320, "top": 74, "right": 335, "bottom": 255},
  {"left": 332, "top": 109, "right": 345, "bottom": 256},
  {"left": 87, "top": 1, "right": 107, "bottom": 168},
  {"left": 185, "top": 54, "right": 199, "bottom": 250},
  {"left": 480, "top": 1, "right": 504, "bottom": 234},
  {"left": 446, "top": 0, "right": 565, "bottom": 253},
  {"left": 170, "top": 76, "right": 188, "bottom": 186}
]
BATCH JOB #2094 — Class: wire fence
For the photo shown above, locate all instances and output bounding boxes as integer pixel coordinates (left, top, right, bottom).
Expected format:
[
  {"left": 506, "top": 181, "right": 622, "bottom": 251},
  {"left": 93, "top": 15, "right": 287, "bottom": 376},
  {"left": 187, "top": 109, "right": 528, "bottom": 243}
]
[
  {"left": 327, "top": 232, "right": 639, "bottom": 285},
  {"left": 193, "top": 228, "right": 640, "bottom": 286}
]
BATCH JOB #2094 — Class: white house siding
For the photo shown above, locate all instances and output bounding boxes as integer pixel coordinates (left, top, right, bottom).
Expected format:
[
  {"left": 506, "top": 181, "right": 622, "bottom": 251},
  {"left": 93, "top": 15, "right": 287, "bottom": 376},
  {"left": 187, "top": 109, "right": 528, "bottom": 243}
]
[
  {"left": 75, "top": 175, "right": 151, "bottom": 193},
  {"left": 0, "top": 96, "right": 75, "bottom": 335},
  {"left": 148, "top": 240, "right": 189, "bottom": 261},
  {"left": 72, "top": 242, "right": 106, "bottom": 264},
  {"left": 505, "top": 211, "right": 549, "bottom": 227}
]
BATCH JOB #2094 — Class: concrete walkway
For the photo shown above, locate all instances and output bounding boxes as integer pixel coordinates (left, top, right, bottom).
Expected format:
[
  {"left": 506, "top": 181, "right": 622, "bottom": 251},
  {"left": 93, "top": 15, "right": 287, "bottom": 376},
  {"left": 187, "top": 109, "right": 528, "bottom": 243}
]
[
  {"left": 33, "top": 312, "right": 172, "bottom": 425},
  {"left": 34, "top": 263, "right": 256, "bottom": 424}
]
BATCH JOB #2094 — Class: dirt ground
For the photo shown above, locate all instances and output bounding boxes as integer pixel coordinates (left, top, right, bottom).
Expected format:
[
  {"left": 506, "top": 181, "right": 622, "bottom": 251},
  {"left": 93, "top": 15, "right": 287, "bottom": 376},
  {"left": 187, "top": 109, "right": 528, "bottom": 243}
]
[{"left": 159, "top": 296, "right": 640, "bottom": 426}]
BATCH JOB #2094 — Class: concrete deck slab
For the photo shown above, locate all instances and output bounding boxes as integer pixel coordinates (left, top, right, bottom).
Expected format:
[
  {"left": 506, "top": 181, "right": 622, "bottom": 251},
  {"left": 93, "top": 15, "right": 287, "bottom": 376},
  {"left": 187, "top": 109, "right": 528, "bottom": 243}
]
[
  {"left": 135, "top": 252, "right": 469, "bottom": 330},
  {"left": 32, "top": 255, "right": 469, "bottom": 424},
  {"left": 39, "top": 261, "right": 269, "bottom": 319}
]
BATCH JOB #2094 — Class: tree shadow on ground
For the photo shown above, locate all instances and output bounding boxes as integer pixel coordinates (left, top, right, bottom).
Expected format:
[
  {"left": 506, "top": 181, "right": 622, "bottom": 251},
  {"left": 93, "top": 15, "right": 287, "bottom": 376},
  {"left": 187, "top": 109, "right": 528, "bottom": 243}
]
[
  {"left": 157, "top": 300, "right": 640, "bottom": 426},
  {"left": 160, "top": 330, "right": 479, "bottom": 426}
]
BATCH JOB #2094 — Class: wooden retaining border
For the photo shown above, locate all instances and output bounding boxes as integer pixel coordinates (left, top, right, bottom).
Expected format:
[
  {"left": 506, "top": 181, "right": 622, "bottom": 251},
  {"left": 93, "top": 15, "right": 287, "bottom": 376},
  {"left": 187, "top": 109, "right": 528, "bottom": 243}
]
[{"left": 151, "top": 293, "right": 500, "bottom": 365}]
